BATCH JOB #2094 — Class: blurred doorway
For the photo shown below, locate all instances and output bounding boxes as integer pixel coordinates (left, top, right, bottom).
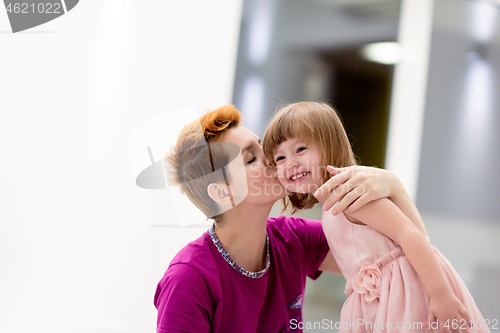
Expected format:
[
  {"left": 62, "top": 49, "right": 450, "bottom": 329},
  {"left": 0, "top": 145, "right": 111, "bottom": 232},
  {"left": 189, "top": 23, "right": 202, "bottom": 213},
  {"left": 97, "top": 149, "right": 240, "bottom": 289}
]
[{"left": 319, "top": 46, "right": 394, "bottom": 168}]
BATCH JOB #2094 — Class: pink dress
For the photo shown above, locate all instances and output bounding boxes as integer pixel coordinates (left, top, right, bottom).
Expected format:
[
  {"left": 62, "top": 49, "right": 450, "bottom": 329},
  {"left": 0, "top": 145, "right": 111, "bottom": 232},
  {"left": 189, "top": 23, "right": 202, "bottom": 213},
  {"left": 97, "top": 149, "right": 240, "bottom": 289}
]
[{"left": 322, "top": 204, "right": 490, "bottom": 333}]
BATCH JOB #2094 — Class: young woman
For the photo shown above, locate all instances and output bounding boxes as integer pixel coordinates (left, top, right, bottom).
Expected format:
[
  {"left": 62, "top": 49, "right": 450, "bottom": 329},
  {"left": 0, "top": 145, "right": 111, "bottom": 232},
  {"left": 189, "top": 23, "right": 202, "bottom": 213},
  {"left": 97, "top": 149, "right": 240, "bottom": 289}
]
[{"left": 154, "top": 105, "right": 426, "bottom": 333}]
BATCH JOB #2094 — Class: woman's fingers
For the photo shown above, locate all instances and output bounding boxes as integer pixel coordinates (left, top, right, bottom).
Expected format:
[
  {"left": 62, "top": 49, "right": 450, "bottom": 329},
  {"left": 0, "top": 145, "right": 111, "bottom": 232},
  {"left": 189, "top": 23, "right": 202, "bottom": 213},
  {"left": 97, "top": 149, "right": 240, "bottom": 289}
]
[
  {"left": 320, "top": 178, "right": 356, "bottom": 211},
  {"left": 334, "top": 193, "right": 370, "bottom": 215},
  {"left": 314, "top": 165, "right": 356, "bottom": 198},
  {"left": 316, "top": 165, "right": 388, "bottom": 214},
  {"left": 317, "top": 169, "right": 366, "bottom": 213},
  {"left": 323, "top": 183, "right": 360, "bottom": 213},
  {"left": 313, "top": 168, "right": 350, "bottom": 199},
  {"left": 327, "top": 165, "right": 348, "bottom": 173}
]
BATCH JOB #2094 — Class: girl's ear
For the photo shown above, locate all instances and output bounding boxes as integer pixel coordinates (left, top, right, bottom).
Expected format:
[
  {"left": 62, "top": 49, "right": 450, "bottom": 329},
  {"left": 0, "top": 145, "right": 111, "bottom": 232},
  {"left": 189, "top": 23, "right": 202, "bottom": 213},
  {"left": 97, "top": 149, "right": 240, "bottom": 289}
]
[{"left": 207, "top": 183, "right": 232, "bottom": 205}]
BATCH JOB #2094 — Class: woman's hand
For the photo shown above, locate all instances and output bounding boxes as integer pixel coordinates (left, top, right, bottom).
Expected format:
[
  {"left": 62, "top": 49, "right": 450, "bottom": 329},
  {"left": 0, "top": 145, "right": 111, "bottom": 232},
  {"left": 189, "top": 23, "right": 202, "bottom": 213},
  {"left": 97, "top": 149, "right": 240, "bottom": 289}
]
[
  {"left": 425, "top": 292, "right": 473, "bottom": 333},
  {"left": 314, "top": 165, "right": 398, "bottom": 216}
]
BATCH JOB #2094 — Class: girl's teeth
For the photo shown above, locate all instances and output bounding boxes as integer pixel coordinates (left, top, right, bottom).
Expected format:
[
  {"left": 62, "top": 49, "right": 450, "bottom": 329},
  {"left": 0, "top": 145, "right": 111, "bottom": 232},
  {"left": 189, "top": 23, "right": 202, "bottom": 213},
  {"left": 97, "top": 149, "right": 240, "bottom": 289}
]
[{"left": 291, "top": 172, "right": 308, "bottom": 180}]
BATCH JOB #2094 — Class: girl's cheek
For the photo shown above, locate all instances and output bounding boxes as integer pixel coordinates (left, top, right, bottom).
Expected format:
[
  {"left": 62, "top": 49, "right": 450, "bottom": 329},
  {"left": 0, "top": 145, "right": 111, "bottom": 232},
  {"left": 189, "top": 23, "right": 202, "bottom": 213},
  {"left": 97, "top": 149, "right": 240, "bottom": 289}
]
[
  {"left": 276, "top": 174, "right": 287, "bottom": 185},
  {"left": 275, "top": 166, "right": 285, "bottom": 178}
]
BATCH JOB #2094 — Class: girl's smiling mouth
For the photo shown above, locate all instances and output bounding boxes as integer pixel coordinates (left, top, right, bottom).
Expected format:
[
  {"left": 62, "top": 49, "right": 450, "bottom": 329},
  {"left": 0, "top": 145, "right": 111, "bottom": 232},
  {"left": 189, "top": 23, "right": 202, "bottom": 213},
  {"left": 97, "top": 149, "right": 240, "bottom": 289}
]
[{"left": 289, "top": 171, "right": 310, "bottom": 182}]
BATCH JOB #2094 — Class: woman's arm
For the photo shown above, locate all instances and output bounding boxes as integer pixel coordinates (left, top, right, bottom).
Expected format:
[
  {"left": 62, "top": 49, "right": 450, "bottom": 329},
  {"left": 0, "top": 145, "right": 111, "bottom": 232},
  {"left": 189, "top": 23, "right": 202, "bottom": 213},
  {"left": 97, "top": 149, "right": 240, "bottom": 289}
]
[
  {"left": 345, "top": 198, "right": 472, "bottom": 333},
  {"left": 314, "top": 165, "right": 428, "bottom": 236}
]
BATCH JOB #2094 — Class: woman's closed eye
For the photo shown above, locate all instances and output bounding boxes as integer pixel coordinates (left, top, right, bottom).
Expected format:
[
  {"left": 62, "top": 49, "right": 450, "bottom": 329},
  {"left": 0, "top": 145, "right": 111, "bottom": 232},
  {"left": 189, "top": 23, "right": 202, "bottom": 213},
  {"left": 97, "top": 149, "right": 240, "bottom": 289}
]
[{"left": 247, "top": 155, "right": 256, "bottom": 164}]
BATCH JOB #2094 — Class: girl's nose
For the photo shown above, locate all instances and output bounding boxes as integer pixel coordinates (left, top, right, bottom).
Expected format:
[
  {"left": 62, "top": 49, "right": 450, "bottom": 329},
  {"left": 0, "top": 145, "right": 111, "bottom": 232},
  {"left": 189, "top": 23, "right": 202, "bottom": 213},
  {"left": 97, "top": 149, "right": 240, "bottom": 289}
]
[{"left": 287, "top": 157, "right": 298, "bottom": 169}]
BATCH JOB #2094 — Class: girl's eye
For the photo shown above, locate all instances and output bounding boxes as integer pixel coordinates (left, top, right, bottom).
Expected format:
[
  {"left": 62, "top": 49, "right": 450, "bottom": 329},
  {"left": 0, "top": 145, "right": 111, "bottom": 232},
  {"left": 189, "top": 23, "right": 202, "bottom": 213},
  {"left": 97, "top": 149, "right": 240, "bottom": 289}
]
[
  {"left": 297, "top": 147, "right": 306, "bottom": 153},
  {"left": 247, "top": 156, "right": 256, "bottom": 164},
  {"left": 275, "top": 156, "right": 284, "bottom": 162}
]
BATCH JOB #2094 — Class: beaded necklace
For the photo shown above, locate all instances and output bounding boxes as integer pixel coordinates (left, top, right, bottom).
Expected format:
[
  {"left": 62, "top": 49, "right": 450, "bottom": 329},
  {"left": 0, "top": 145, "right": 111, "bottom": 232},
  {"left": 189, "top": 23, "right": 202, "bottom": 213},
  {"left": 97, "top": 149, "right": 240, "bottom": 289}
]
[{"left": 209, "top": 225, "right": 270, "bottom": 279}]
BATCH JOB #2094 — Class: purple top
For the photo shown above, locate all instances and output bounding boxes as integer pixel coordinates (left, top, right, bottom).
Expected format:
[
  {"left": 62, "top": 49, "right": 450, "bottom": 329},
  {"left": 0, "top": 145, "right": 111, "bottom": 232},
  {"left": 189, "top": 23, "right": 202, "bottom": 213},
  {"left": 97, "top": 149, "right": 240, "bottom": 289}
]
[{"left": 154, "top": 215, "right": 330, "bottom": 333}]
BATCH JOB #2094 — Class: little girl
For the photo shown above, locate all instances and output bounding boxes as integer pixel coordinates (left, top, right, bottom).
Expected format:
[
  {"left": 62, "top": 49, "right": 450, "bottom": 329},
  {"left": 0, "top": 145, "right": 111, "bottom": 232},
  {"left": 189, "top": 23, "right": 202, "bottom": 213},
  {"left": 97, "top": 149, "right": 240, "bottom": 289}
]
[{"left": 262, "top": 102, "right": 490, "bottom": 333}]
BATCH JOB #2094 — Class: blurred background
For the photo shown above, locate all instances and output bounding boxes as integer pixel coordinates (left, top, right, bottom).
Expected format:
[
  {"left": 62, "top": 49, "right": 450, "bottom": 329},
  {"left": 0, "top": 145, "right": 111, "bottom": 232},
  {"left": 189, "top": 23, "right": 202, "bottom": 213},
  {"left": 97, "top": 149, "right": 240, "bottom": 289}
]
[{"left": 1, "top": 0, "right": 499, "bottom": 332}]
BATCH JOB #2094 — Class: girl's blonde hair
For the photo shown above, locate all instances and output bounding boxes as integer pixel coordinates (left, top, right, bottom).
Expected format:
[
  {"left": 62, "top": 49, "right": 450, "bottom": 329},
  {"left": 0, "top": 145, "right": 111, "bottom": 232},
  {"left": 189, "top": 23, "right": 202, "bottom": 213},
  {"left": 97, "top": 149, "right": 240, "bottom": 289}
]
[{"left": 263, "top": 101, "right": 359, "bottom": 214}]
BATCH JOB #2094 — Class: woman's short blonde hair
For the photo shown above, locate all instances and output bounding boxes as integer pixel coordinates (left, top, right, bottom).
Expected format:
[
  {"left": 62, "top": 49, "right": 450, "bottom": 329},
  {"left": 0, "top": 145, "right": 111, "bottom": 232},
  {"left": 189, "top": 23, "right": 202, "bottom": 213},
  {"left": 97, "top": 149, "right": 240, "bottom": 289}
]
[
  {"left": 263, "top": 101, "right": 359, "bottom": 214},
  {"left": 162, "top": 105, "right": 242, "bottom": 220}
]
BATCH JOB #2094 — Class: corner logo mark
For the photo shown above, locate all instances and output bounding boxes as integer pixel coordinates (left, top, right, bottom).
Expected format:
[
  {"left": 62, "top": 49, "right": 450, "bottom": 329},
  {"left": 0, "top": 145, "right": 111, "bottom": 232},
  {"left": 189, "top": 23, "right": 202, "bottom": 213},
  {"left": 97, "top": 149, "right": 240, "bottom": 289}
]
[{"left": 3, "top": 0, "right": 79, "bottom": 33}]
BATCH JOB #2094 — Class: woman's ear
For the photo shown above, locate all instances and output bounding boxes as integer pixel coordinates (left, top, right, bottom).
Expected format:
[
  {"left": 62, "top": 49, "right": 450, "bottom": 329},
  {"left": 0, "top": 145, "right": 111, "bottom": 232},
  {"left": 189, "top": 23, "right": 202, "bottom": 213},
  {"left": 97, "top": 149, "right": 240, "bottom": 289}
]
[{"left": 207, "top": 183, "right": 233, "bottom": 205}]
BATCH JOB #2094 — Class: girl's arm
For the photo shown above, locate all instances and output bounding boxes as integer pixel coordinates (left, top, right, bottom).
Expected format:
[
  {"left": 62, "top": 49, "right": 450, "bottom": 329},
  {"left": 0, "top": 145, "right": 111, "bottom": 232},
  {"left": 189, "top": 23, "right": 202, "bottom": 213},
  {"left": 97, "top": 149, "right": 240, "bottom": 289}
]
[
  {"left": 318, "top": 250, "right": 342, "bottom": 275},
  {"left": 315, "top": 165, "right": 428, "bottom": 236},
  {"left": 345, "top": 198, "right": 472, "bottom": 333},
  {"left": 385, "top": 174, "right": 428, "bottom": 237}
]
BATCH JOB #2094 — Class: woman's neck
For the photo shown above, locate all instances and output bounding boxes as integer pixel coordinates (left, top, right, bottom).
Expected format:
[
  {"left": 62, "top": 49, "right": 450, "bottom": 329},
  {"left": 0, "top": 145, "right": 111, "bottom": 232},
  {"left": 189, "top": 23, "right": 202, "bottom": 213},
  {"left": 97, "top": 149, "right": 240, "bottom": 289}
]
[{"left": 213, "top": 202, "right": 273, "bottom": 272}]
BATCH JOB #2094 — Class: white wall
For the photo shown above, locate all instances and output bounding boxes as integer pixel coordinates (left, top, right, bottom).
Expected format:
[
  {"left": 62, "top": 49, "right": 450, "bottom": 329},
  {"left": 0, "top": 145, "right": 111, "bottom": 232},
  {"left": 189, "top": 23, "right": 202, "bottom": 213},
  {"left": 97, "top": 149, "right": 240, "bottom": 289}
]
[{"left": 0, "top": 0, "right": 242, "bottom": 331}]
